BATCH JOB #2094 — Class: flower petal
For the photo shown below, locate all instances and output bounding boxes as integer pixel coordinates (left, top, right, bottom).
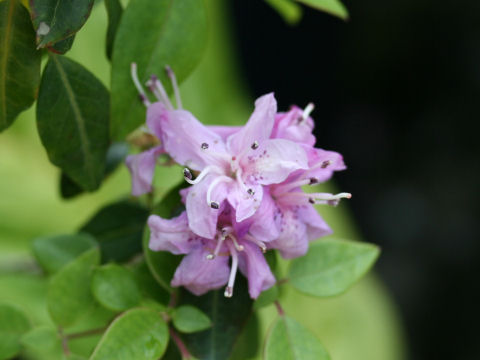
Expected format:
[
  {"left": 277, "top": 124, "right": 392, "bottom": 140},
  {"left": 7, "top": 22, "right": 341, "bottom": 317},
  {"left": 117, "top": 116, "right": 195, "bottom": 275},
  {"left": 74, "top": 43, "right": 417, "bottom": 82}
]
[
  {"left": 243, "top": 139, "right": 308, "bottom": 185},
  {"left": 247, "top": 190, "right": 281, "bottom": 242},
  {"left": 227, "top": 182, "right": 264, "bottom": 223},
  {"left": 171, "top": 246, "right": 230, "bottom": 296},
  {"left": 125, "top": 146, "right": 164, "bottom": 196},
  {"left": 186, "top": 174, "right": 230, "bottom": 238},
  {"left": 306, "top": 148, "right": 346, "bottom": 182},
  {"left": 146, "top": 102, "right": 166, "bottom": 138},
  {"left": 153, "top": 107, "right": 228, "bottom": 171},
  {"left": 238, "top": 241, "right": 276, "bottom": 299},
  {"left": 269, "top": 208, "right": 309, "bottom": 259},
  {"left": 208, "top": 125, "right": 241, "bottom": 141},
  {"left": 148, "top": 212, "right": 197, "bottom": 255},
  {"left": 272, "top": 106, "right": 316, "bottom": 146},
  {"left": 227, "top": 93, "right": 277, "bottom": 155}
]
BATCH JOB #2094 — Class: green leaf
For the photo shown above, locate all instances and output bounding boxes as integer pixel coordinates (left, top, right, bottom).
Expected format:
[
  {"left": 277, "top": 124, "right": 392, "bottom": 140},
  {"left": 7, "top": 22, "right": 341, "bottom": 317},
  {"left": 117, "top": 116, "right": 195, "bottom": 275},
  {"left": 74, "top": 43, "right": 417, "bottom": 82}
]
[
  {"left": 264, "top": 316, "right": 330, "bottom": 360},
  {"left": 30, "top": 0, "right": 94, "bottom": 48},
  {"left": 60, "top": 142, "right": 129, "bottom": 199},
  {"left": 288, "top": 239, "right": 380, "bottom": 297},
  {"left": 48, "top": 34, "right": 75, "bottom": 54},
  {"left": 90, "top": 308, "right": 169, "bottom": 360},
  {"left": 179, "top": 276, "right": 254, "bottom": 360},
  {"left": 32, "top": 233, "right": 97, "bottom": 274},
  {"left": 80, "top": 200, "right": 149, "bottom": 262},
  {"left": 130, "top": 261, "right": 170, "bottom": 305},
  {"left": 104, "top": 0, "right": 123, "bottom": 61},
  {"left": 229, "top": 313, "right": 260, "bottom": 360},
  {"left": 295, "top": 0, "right": 349, "bottom": 20},
  {"left": 172, "top": 305, "right": 211, "bottom": 334},
  {"left": 253, "top": 285, "right": 279, "bottom": 311},
  {"left": 0, "top": 303, "right": 31, "bottom": 360},
  {"left": 20, "top": 326, "right": 62, "bottom": 357},
  {"left": 36, "top": 54, "right": 110, "bottom": 191},
  {"left": 110, "top": 0, "right": 207, "bottom": 140},
  {"left": 91, "top": 264, "right": 141, "bottom": 312},
  {"left": 0, "top": 0, "right": 41, "bottom": 132},
  {"left": 47, "top": 247, "right": 100, "bottom": 327},
  {"left": 265, "top": 0, "right": 303, "bottom": 24}
]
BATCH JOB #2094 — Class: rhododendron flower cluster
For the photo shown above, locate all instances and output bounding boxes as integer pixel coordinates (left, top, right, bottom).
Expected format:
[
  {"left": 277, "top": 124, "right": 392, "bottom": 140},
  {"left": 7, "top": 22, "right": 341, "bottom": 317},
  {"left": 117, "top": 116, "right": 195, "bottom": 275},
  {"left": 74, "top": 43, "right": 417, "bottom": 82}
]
[{"left": 127, "top": 64, "right": 351, "bottom": 299}]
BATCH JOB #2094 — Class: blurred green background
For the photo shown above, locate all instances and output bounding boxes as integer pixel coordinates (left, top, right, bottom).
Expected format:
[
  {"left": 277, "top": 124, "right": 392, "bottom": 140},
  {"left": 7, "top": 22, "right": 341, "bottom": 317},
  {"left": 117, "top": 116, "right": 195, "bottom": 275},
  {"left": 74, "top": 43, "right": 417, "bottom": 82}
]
[{"left": 0, "top": 1, "right": 406, "bottom": 359}]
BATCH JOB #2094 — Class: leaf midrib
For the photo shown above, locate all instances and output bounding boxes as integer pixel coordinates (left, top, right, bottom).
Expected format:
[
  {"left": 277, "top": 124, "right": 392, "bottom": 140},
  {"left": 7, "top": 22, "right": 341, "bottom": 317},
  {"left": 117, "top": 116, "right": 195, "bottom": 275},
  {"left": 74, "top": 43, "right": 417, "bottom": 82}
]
[
  {"left": 50, "top": 54, "right": 96, "bottom": 186},
  {"left": 0, "top": 0, "right": 15, "bottom": 123}
]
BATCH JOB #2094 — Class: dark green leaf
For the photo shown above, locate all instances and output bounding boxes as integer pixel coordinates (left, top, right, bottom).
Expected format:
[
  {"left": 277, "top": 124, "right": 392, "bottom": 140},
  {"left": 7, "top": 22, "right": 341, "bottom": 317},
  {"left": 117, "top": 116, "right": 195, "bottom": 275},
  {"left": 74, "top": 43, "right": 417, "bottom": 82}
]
[
  {"left": 172, "top": 305, "right": 211, "bottom": 334},
  {"left": 179, "top": 276, "right": 254, "bottom": 360},
  {"left": 0, "top": 303, "right": 31, "bottom": 360},
  {"left": 47, "top": 247, "right": 100, "bottom": 327},
  {"left": 0, "top": 0, "right": 41, "bottom": 132},
  {"left": 104, "top": 0, "right": 123, "bottom": 61},
  {"left": 91, "top": 264, "right": 141, "bottom": 312},
  {"left": 264, "top": 316, "right": 330, "bottom": 360},
  {"left": 30, "top": 0, "right": 94, "bottom": 48},
  {"left": 110, "top": 0, "right": 207, "bottom": 140},
  {"left": 36, "top": 54, "right": 110, "bottom": 191},
  {"left": 90, "top": 308, "right": 169, "bottom": 360},
  {"left": 265, "top": 0, "right": 302, "bottom": 24},
  {"left": 60, "top": 142, "right": 129, "bottom": 199},
  {"left": 32, "top": 233, "right": 97, "bottom": 274},
  {"left": 288, "top": 239, "right": 380, "bottom": 297},
  {"left": 130, "top": 261, "right": 170, "bottom": 305},
  {"left": 229, "top": 313, "right": 260, "bottom": 360},
  {"left": 47, "top": 33, "right": 75, "bottom": 54},
  {"left": 80, "top": 200, "right": 149, "bottom": 262},
  {"left": 295, "top": 0, "right": 349, "bottom": 20}
]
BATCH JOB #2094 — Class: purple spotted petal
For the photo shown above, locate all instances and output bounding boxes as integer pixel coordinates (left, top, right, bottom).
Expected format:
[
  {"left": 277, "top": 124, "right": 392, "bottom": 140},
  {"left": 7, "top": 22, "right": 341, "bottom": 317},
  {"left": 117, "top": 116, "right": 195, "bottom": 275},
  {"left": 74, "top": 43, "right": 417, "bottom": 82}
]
[
  {"left": 238, "top": 241, "right": 276, "bottom": 299},
  {"left": 227, "top": 93, "right": 277, "bottom": 155},
  {"left": 247, "top": 190, "right": 281, "bottom": 242},
  {"left": 269, "top": 208, "right": 309, "bottom": 259},
  {"left": 125, "top": 146, "right": 164, "bottom": 196},
  {"left": 306, "top": 148, "right": 346, "bottom": 182},
  {"left": 272, "top": 106, "right": 316, "bottom": 146},
  {"left": 171, "top": 246, "right": 230, "bottom": 296},
  {"left": 227, "top": 182, "right": 263, "bottom": 222},
  {"left": 148, "top": 212, "right": 197, "bottom": 255}
]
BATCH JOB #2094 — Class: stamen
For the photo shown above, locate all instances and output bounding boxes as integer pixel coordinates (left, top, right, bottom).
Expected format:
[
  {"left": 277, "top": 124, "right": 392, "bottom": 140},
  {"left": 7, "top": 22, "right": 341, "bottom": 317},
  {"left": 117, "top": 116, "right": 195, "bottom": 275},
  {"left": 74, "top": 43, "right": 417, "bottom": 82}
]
[
  {"left": 227, "top": 234, "right": 244, "bottom": 252},
  {"left": 321, "top": 160, "right": 331, "bottom": 168},
  {"left": 145, "top": 75, "right": 174, "bottom": 110},
  {"left": 309, "top": 177, "right": 318, "bottom": 184},
  {"left": 130, "top": 63, "right": 151, "bottom": 107},
  {"left": 165, "top": 65, "right": 183, "bottom": 109},
  {"left": 278, "top": 191, "right": 352, "bottom": 206},
  {"left": 201, "top": 142, "right": 209, "bottom": 150},
  {"left": 251, "top": 140, "right": 259, "bottom": 150},
  {"left": 247, "top": 188, "right": 255, "bottom": 196},
  {"left": 245, "top": 234, "right": 267, "bottom": 253},
  {"left": 273, "top": 178, "right": 313, "bottom": 194},
  {"left": 301, "top": 103, "right": 315, "bottom": 122},
  {"left": 224, "top": 243, "right": 239, "bottom": 298},
  {"left": 183, "top": 165, "right": 222, "bottom": 185},
  {"left": 206, "top": 176, "right": 233, "bottom": 209},
  {"left": 207, "top": 233, "right": 227, "bottom": 259}
]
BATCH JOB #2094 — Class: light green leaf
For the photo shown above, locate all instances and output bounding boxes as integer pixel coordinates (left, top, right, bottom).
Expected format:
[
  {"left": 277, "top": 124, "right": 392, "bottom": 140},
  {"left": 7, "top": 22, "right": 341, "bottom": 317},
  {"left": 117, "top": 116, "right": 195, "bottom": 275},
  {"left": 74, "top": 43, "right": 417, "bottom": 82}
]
[
  {"left": 20, "top": 326, "right": 62, "bottom": 357},
  {"left": 0, "top": 0, "right": 41, "bottom": 132},
  {"left": 288, "top": 239, "right": 380, "bottom": 297},
  {"left": 264, "top": 316, "right": 330, "bottom": 360},
  {"left": 30, "top": 0, "right": 94, "bottom": 48},
  {"left": 110, "top": 0, "right": 207, "bottom": 139},
  {"left": 172, "top": 305, "right": 211, "bottom": 334},
  {"left": 32, "top": 233, "right": 97, "bottom": 274},
  {"left": 91, "top": 264, "right": 141, "bottom": 312},
  {"left": 36, "top": 54, "right": 110, "bottom": 191},
  {"left": 90, "top": 308, "right": 169, "bottom": 360},
  {"left": 253, "top": 285, "right": 279, "bottom": 310},
  {"left": 47, "top": 247, "right": 100, "bottom": 327},
  {"left": 265, "top": 0, "right": 303, "bottom": 24},
  {"left": 296, "top": 0, "right": 349, "bottom": 20},
  {"left": 0, "top": 303, "right": 31, "bottom": 360}
]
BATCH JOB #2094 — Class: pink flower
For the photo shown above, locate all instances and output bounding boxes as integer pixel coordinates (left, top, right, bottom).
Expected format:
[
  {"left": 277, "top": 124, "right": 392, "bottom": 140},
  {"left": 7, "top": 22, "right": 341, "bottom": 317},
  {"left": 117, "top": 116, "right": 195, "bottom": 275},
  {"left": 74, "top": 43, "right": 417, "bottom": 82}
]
[{"left": 148, "top": 206, "right": 275, "bottom": 299}]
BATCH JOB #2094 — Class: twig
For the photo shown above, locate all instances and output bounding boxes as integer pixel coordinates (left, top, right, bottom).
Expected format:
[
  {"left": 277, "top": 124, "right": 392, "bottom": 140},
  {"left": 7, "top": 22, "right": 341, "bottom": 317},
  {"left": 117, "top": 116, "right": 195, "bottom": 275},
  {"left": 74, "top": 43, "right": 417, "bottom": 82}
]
[
  {"left": 66, "top": 326, "right": 107, "bottom": 340},
  {"left": 169, "top": 327, "right": 192, "bottom": 359},
  {"left": 274, "top": 300, "right": 285, "bottom": 316}
]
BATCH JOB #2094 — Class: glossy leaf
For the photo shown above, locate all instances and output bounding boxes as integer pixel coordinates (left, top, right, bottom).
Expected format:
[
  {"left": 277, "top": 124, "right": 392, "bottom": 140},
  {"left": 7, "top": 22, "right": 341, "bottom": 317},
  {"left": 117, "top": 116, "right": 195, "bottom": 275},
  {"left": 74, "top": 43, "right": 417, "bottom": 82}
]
[
  {"left": 36, "top": 55, "right": 110, "bottom": 191},
  {"left": 288, "top": 239, "right": 380, "bottom": 297},
  {"left": 0, "top": 303, "right": 31, "bottom": 360},
  {"left": 110, "top": 0, "right": 207, "bottom": 140},
  {"left": 172, "top": 305, "right": 211, "bottom": 334},
  {"left": 60, "top": 142, "right": 129, "bottom": 199},
  {"left": 0, "top": 0, "right": 41, "bottom": 132},
  {"left": 90, "top": 308, "right": 169, "bottom": 360},
  {"left": 80, "top": 200, "right": 149, "bottom": 262},
  {"left": 91, "top": 264, "right": 141, "bottom": 312},
  {"left": 229, "top": 313, "right": 260, "bottom": 360},
  {"left": 265, "top": 0, "right": 302, "bottom": 24},
  {"left": 48, "top": 34, "right": 75, "bottom": 54},
  {"left": 130, "top": 261, "right": 170, "bottom": 305},
  {"left": 47, "top": 247, "right": 100, "bottom": 327},
  {"left": 104, "top": 0, "right": 123, "bottom": 61},
  {"left": 30, "top": 0, "right": 94, "bottom": 48},
  {"left": 180, "top": 276, "right": 254, "bottom": 360},
  {"left": 32, "top": 233, "right": 97, "bottom": 274},
  {"left": 264, "top": 316, "right": 330, "bottom": 360},
  {"left": 295, "top": 0, "right": 349, "bottom": 20}
]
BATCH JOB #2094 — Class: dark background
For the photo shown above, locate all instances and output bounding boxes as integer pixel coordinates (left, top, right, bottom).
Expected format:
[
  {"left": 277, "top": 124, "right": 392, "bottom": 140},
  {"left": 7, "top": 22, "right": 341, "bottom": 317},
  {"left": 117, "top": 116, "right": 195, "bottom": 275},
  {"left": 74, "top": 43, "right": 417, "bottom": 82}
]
[{"left": 232, "top": 0, "right": 480, "bottom": 359}]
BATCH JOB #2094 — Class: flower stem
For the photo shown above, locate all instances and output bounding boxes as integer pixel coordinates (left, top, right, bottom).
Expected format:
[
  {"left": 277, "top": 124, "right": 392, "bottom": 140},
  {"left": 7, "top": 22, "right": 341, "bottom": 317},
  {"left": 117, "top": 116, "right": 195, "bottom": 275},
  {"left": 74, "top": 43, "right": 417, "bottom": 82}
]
[
  {"left": 274, "top": 300, "right": 285, "bottom": 316},
  {"left": 169, "top": 327, "right": 192, "bottom": 359}
]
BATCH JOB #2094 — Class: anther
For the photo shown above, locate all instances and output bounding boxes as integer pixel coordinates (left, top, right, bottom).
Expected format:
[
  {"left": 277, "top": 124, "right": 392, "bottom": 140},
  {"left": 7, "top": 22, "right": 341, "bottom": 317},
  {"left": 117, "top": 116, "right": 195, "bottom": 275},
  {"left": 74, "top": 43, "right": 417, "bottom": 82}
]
[
  {"left": 321, "top": 160, "right": 331, "bottom": 169},
  {"left": 206, "top": 254, "right": 215, "bottom": 260},
  {"left": 247, "top": 188, "right": 255, "bottom": 196},
  {"left": 309, "top": 177, "right": 318, "bottom": 185},
  {"left": 210, "top": 202, "right": 220, "bottom": 209},
  {"left": 201, "top": 142, "right": 209, "bottom": 150},
  {"left": 251, "top": 141, "right": 259, "bottom": 150},
  {"left": 224, "top": 286, "right": 233, "bottom": 298},
  {"left": 183, "top": 168, "right": 193, "bottom": 180},
  {"left": 308, "top": 198, "right": 315, "bottom": 204},
  {"left": 228, "top": 235, "right": 244, "bottom": 252}
]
